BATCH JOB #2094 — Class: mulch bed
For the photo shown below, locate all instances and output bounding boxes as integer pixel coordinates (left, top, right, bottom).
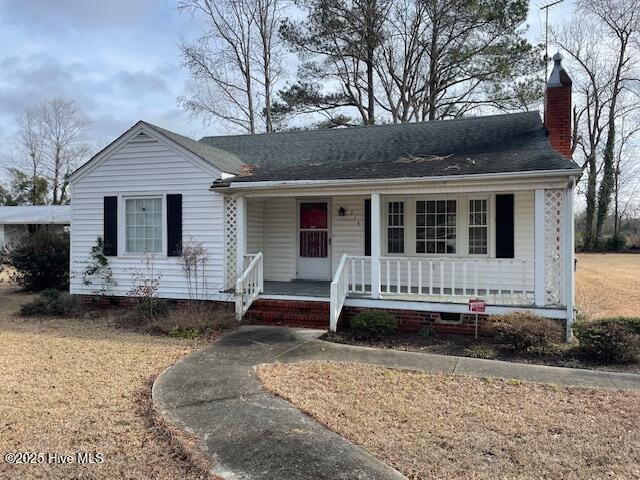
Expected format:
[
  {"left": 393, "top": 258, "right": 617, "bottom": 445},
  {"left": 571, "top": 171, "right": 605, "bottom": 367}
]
[{"left": 323, "top": 330, "right": 640, "bottom": 374}]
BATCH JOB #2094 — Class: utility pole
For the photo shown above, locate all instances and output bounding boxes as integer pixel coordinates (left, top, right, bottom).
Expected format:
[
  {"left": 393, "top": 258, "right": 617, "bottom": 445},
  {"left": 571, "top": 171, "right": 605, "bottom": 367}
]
[{"left": 540, "top": 0, "right": 564, "bottom": 80}]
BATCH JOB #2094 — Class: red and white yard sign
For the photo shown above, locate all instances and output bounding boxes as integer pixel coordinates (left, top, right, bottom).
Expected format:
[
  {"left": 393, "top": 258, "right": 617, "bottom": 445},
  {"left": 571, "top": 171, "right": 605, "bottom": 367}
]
[{"left": 468, "top": 299, "right": 486, "bottom": 313}]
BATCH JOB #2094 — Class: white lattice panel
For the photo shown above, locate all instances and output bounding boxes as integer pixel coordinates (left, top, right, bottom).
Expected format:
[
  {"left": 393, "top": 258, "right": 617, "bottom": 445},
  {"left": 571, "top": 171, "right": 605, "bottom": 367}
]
[
  {"left": 225, "top": 196, "right": 238, "bottom": 289},
  {"left": 544, "top": 189, "right": 564, "bottom": 306}
]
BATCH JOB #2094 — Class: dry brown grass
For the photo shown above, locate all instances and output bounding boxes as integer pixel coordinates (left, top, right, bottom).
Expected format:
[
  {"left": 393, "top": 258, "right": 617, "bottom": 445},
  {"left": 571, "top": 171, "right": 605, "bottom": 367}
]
[
  {"left": 0, "top": 288, "right": 213, "bottom": 479},
  {"left": 576, "top": 253, "right": 640, "bottom": 319},
  {"left": 258, "top": 361, "right": 640, "bottom": 480}
]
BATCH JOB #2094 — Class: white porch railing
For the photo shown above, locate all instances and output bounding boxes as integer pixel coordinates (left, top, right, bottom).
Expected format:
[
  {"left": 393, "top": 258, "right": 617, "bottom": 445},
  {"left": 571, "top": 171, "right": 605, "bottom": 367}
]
[
  {"left": 379, "top": 256, "right": 534, "bottom": 306},
  {"left": 345, "top": 255, "right": 371, "bottom": 295},
  {"left": 329, "top": 254, "right": 349, "bottom": 332},
  {"left": 235, "top": 252, "right": 264, "bottom": 320}
]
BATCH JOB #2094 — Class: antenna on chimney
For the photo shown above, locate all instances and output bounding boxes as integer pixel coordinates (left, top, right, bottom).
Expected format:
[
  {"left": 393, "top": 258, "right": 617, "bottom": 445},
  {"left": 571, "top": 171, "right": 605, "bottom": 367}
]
[{"left": 540, "top": 0, "right": 564, "bottom": 80}]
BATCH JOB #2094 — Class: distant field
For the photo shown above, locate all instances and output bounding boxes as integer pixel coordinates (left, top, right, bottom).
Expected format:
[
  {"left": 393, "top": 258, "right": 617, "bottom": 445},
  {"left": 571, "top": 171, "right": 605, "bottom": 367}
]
[{"left": 576, "top": 253, "right": 640, "bottom": 319}]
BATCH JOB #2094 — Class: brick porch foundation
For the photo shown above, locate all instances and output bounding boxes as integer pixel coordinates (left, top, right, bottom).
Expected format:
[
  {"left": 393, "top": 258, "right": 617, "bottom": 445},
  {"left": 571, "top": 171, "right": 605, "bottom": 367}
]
[{"left": 340, "top": 306, "right": 490, "bottom": 335}]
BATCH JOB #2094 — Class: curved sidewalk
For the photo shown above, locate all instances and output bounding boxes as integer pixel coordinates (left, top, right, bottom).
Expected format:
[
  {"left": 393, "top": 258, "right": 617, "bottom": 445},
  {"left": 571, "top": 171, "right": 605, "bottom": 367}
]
[{"left": 153, "top": 326, "right": 640, "bottom": 480}]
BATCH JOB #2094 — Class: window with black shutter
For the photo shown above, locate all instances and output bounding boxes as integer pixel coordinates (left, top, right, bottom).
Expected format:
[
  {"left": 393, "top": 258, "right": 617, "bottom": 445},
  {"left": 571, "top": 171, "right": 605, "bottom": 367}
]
[
  {"left": 103, "top": 196, "right": 118, "bottom": 256},
  {"left": 364, "top": 199, "right": 371, "bottom": 256},
  {"left": 166, "top": 194, "right": 182, "bottom": 256}
]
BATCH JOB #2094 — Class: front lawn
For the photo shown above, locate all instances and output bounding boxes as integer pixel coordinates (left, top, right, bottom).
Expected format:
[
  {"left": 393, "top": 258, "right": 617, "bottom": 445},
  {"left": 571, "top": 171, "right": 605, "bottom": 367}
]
[
  {"left": 575, "top": 253, "right": 640, "bottom": 318},
  {"left": 258, "top": 361, "right": 640, "bottom": 480},
  {"left": 0, "top": 289, "right": 212, "bottom": 479}
]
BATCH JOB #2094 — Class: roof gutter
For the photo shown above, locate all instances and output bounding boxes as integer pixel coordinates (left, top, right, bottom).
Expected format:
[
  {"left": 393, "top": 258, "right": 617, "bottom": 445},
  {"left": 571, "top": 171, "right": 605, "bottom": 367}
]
[{"left": 209, "top": 168, "right": 583, "bottom": 192}]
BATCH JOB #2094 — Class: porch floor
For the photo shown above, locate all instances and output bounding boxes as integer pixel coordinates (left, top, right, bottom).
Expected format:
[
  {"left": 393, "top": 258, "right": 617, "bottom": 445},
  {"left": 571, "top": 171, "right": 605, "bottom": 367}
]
[{"left": 263, "top": 280, "right": 330, "bottom": 298}]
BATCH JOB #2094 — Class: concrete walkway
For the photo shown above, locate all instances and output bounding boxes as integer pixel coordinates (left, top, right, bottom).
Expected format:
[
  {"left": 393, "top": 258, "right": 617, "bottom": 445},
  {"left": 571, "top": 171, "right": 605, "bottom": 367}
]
[{"left": 153, "top": 326, "right": 640, "bottom": 480}]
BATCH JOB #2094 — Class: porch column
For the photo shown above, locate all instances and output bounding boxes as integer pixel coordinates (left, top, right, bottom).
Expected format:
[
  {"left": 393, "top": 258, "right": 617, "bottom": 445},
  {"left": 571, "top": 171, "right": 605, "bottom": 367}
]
[
  {"left": 236, "top": 196, "right": 247, "bottom": 277},
  {"left": 534, "top": 189, "right": 545, "bottom": 307},
  {"left": 564, "top": 183, "right": 575, "bottom": 341},
  {"left": 371, "top": 193, "right": 381, "bottom": 299}
]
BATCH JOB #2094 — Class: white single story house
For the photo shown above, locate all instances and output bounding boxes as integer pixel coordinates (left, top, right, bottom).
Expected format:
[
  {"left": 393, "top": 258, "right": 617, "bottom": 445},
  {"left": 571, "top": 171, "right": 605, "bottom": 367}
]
[
  {"left": 69, "top": 54, "right": 581, "bottom": 339},
  {"left": 0, "top": 205, "right": 71, "bottom": 248}
]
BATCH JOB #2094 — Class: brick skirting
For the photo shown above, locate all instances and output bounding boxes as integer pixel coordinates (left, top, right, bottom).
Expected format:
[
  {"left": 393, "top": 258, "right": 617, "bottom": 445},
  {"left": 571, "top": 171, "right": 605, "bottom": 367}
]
[{"left": 340, "top": 306, "right": 490, "bottom": 335}]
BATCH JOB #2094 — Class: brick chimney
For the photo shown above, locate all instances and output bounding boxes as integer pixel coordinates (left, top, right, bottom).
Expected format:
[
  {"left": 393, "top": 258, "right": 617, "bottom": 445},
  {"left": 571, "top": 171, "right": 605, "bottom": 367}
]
[{"left": 544, "top": 52, "right": 572, "bottom": 159}]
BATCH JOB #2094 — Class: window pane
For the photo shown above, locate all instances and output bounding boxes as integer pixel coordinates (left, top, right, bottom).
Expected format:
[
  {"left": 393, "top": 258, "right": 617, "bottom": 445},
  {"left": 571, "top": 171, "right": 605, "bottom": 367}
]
[
  {"left": 415, "top": 200, "right": 456, "bottom": 255},
  {"left": 468, "top": 199, "right": 488, "bottom": 254},
  {"left": 388, "top": 228, "right": 404, "bottom": 254},
  {"left": 387, "top": 202, "right": 405, "bottom": 254},
  {"left": 125, "top": 197, "right": 163, "bottom": 253}
]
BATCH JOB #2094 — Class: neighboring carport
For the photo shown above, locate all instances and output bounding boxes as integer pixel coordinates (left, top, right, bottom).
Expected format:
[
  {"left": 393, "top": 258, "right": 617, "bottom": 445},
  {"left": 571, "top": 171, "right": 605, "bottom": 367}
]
[{"left": 0, "top": 205, "right": 71, "bottom": 248}]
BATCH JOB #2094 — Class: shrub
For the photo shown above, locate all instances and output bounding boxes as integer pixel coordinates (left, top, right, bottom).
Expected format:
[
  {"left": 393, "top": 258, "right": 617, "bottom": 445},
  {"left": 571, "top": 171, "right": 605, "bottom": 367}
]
[
  {"left": 605, "top": 235, "right": 627, "bottom": 252},
  {"left": 20, "top": 289, "right": 75, "bottom": 317},
  {"left": 463, "top": 343, "right": 497, "bottom": 360},
  {"left": 147, "top": 301, "right": 235, "bottom": 335},
  {"left": 419, "top": 325, "right": 436, "bottom": 339},
  {"left": 0, "top": 230, "right": 70, "bottom": 291},
  {"left": 488, "top": 312, "right": 564, "bottom": 351},
  {"left": 573, "top": 317, "right": 640, "bottom": 364},
  {"left": 350, "top": 311, "right": 397, "bottom": 339}
]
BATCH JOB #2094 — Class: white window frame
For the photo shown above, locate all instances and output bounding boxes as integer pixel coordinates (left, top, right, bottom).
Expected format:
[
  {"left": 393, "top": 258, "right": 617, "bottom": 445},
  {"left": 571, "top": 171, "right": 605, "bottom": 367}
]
[
  {"left": 120, "top": 194, "right": 167, "bottom": 256},
  {"left": 414, "top": 198, "right": 458, "bottom": 256},
  {"left": 468, "top": 197, "right": 489, "bottom": 256},
  {"left": 385, "top": 199, "right": 406, "bottom": 255}
]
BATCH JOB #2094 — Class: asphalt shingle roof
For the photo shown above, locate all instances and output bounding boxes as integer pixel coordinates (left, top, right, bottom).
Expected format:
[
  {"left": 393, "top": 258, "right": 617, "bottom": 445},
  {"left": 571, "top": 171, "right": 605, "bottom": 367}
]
[
  {"left": 145, "top": 123, "right": 244, "bottom": 175},
  {"left": 198, "top": 111, "right": 580, "bottom": 183}
]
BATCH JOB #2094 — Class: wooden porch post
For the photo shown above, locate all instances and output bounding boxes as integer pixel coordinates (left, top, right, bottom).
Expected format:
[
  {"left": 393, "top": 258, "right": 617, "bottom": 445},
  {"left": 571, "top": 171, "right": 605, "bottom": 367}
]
[
  {"left": 564, "top": 183, "right": 575, "bottom": 341},
  {"left": 534, "top": 189, "right": 545, "bottom": 307},
  {"left": 236, "top": 196, "right": 247, "bottom": 278},
  {"left": 371, "top": 193, "right": 381, "bottom": 299}
]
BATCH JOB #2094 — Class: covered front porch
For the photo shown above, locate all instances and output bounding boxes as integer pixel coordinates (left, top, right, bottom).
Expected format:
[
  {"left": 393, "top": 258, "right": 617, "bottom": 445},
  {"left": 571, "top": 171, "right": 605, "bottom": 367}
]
[{"left": 225, "top": 177, "right": 575, "bottom": 336}]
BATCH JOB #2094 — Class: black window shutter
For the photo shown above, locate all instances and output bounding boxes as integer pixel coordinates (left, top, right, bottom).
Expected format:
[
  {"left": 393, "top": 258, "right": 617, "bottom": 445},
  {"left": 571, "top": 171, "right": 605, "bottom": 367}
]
[
  {"left": 495, "top": 194, "right": 514, "bottom": 258},
  {"left": 167, "top": 194, "right": 182, "bottom": 256},
  {"left": 364, "top": 199, "right": 371, "bottom": 256},
  {"left": 103, "top": 196, "right": 118, "bottom": 256}
]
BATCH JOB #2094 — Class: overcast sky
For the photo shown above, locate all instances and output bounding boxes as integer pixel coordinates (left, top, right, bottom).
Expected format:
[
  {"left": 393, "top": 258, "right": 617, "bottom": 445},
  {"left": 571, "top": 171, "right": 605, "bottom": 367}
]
[{"left": 0, "top": 0, "right": 575, "bottom": 175}]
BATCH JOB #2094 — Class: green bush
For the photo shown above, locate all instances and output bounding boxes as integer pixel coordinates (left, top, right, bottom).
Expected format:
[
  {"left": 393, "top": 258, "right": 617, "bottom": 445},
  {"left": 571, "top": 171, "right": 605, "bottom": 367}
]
[
  {"left": 20, "top": 289, "right": 75, "bottom": 317},
  {"left": 488, "top": 312, "right": 564, "bottom": 351},
  {"left": 168, "top": 327, "right": 201, "bottom": 340},
  {"left": 350, "top": 311, "right": 397, "bottom": 339},
  {"left": 573, "top": 317, "right": 640, "bottom": 364},
  {"left": 0, "top": 230, "right": 70, "bottom": 291},
  {"left": 419, "top": 325, "right": 436, "bottom": 339}
]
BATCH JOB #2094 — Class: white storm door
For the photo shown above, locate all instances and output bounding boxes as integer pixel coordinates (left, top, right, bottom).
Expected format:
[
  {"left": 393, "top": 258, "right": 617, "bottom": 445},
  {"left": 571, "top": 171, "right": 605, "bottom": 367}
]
[{"left": 296, "top": 201, "right": 331, "bottom": 280}]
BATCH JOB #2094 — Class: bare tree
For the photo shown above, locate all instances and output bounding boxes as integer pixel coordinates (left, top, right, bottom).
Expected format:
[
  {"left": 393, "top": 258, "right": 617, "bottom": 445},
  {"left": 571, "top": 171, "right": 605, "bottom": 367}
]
[
  {"left": 38, "top": 98, "right": 92, "bottom": 205},
  {"left": 577, "top": 0, "right": 640, "bottom": 243},
  {"left": 255, "top": 0, "right": 286, "bottom": 132},
  {"left": 11, "top": 98, "right": 90, "bottom": 205},
  {"left": 179, "top": 0, "right": 285, "bottom": 133},
  {"left": 15, "top": 106, "right": 45, "bottom": 205},
  {"left": 612, "top": 108, "right": 640, "bottom": 238}
]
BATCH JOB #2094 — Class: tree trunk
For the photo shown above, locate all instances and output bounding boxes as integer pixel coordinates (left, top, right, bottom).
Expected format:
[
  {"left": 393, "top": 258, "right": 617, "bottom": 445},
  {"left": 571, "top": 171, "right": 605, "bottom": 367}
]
[
  {"left": 584, "top": 153, "right": 597, "bottom": 248},
  {"left": 595, "top": 35, "right": 628, "bottom": 245}
]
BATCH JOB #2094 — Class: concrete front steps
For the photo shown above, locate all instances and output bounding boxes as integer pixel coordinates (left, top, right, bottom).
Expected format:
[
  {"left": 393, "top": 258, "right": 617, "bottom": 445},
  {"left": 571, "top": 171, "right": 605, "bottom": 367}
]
[{"left": 244, "top": 299, "right": 329, "bottom": 329}]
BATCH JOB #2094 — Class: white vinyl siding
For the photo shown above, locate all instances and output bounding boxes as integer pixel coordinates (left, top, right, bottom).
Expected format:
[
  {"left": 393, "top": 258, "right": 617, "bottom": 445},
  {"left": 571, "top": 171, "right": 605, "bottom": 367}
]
[
  {"left": 514, "top": 190, "right": 534, "bottom": 259},
  {"left": 246, "top": 199, "right": 264, "bottom": 254},
  {"left": 331, "top": 196, "right": 367, "bottom": 276},
  {"left": 70, "top": 131, "right": 226, "bottom": 300},
  {"left": 263, "top": 197, "right": 296, "bottom": 281}
]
